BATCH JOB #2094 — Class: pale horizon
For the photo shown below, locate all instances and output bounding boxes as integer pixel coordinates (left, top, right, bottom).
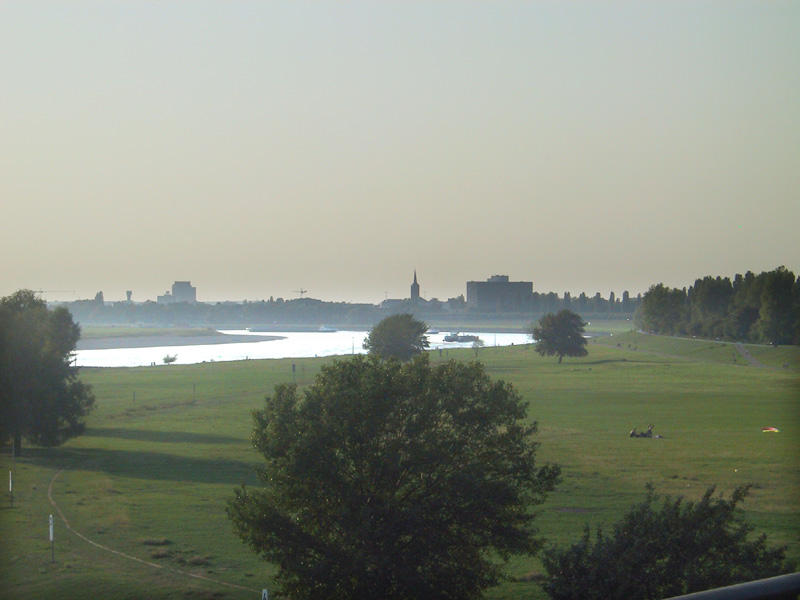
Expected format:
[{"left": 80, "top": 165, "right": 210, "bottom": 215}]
[
  {"left": 3, "top": 3, "right": 798, "bottom": 306},
  {"left": 13, "top": 265, "right": 798, "bottom": 306}
]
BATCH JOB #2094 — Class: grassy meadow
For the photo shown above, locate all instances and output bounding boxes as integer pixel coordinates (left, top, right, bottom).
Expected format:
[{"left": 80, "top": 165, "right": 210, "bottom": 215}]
[{"left": 1, "top": 332, "right": 798, "bottom": 600}]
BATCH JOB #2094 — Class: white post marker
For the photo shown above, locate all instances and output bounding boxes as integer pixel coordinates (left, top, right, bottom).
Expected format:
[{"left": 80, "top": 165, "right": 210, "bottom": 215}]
[
  {"left": 8, "top": 470, "right": 12, "bottom": 508},
  {"left": 49, "top": 514, "right": 54, "bottom": 563}
]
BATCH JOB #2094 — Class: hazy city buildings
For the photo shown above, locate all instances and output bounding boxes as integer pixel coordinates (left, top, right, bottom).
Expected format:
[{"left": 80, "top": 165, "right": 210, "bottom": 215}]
[
  {"left": 466, "top": 275, "right": 533, "bottom": 312},
  {"left": 157, "top": 281, "right": 197, "bottom": 304}
]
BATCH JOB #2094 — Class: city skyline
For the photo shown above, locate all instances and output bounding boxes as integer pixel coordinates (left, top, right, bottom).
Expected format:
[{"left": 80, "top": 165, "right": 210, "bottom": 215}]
[
  {"left": 2, "top": 3, "right": 798, "bottom": 305},
  {"left": 18, "top": 266, "right": 791, "bottom": 306}
]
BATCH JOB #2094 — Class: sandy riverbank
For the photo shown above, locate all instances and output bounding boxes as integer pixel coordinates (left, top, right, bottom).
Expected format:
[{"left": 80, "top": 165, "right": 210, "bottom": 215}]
[{"left": 76, "top": 333, "right": 284, "bottom": 350}]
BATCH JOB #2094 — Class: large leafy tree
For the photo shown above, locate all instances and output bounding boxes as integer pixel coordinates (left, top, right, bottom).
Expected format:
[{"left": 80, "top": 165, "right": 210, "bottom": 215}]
[
  {"left": 541, "top": 485, "right": 795, "bottom": 600},
  {"left": 687, "top": 276, "right": 734, "bottom": 338},
  {"left": 228, "top": 354, "right": 560, "bottom": 600},
  {"left": 638, "top": 283, "right": 688, "bottom": 335},
  {"left": 527, "top": 309, "right": 588, "bottom": 364},
  {"left": 0, "top": 290, "right": 95, "bottom": 454},
  {"left": 363, "top": 312, "right": 429, "bottom": 361},
  {"left": 755, "top": 266, "right": 796, "bottom": 345}
]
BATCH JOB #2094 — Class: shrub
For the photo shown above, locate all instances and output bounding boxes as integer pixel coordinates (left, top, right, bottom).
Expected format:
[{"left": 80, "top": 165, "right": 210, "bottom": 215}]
[{"left": 541, "top": 484, "right": 795, "bottom": 600}]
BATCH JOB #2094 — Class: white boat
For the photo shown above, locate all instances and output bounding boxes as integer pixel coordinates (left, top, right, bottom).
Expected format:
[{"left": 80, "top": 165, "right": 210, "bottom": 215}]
[{"left": 443, "top": 332, "right": 480, "bottom": 343}]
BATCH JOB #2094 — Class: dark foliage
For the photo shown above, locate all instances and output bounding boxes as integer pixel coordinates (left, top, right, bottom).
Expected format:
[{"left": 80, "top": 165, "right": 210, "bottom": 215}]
[
  {"left": 541, "top": 485, "right": 795, "bottom": 600},
  {"left": 638, "top": 267, "right": 800, "bottom": 345},
  {"left": 363, "top": 313, "right": 430, "bottom": 361},
  {"left": 527, "top": 309, "right": 588, "bottom": 363},
  {"left": 0, "top": 290, "right": 95, "bottom": 452},
  {"left": 228, "top": 354, "right": 560, "bottom": 600}
]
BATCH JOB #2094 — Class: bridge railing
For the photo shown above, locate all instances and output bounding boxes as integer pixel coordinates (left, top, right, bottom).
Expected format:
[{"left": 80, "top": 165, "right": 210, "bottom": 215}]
[{"left": 663, "top": 572, "right": 800, "bottom": 600}]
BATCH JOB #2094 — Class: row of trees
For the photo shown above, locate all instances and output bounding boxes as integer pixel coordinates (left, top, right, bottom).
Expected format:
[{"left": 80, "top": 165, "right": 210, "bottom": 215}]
[
  {"left": 65, "top": 295, "right": 381, "bottom": 328},
  {"left": 551, "top": 290, "right": 639, "bottom": 315},
  {"left": 638, "top": 267, "right": 800, "bottom": 345}
]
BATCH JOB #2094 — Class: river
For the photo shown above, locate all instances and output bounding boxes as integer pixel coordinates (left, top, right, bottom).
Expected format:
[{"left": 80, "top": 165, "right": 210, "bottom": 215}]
[{"left": 74, "top": 329, "right": 531, "bottom": 368}]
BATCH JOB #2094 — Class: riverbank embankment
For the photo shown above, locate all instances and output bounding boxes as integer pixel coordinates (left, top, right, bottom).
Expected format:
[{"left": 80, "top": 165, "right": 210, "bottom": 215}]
[{"left": 76, "top": 332, "right": 283, "bottom": 350}]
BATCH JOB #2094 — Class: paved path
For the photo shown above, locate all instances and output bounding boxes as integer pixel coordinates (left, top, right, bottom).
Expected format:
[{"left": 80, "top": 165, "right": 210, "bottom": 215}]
[{"left": 734, "top": 342, "right": 765, "bottom": 367}]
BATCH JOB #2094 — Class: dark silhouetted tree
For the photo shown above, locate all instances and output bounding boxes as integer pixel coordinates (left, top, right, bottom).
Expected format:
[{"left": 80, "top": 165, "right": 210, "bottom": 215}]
[
  {"left": 228, "top": 354, "right": 561, "bottom": 600},
  {"left": 527, "top": 309, "right": 588, "bottom": 364},
  {"left": 688, "top": 276, "right": 734, "bottom": 338},
  {"left": 755, "top": 266, "right": 796, "bottom": 345},
  {"left": 363, "top": 313, "right": 429, "bottom": 361},
  {"left": 0, "top": 290, "right": 95, "bottom": 454},
  {"left": 621, "top": 290, "right": 631, "bottom": 313},
  {"left": 638, "top": 283, "right": 688, "bottom": 334}
]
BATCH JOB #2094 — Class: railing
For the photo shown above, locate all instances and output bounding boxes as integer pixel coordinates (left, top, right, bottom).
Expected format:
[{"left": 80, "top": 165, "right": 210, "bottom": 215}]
[{"left": 664, "top": 572, "right": 800, "bottom": 600}]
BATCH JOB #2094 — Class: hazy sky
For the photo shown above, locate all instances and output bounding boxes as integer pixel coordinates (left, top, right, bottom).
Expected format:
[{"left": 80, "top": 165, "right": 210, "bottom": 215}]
[{"left": 2, "top": 2, "right": 798, "bottom": 304}]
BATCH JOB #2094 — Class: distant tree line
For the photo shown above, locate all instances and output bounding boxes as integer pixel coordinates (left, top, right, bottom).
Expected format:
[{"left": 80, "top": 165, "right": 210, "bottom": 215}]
[
  {"left": 48, "top": 268, "right": 800, "bottom": 344},
  {"left": 531, "top": 290, "right": 640, "bottom": 316},
  {"left": 65, "top": 296, "right": 383, "bottom": 329},
  {"left": 61, "top": 290, "right": 641, "bottom": 328},
  {"left": 637, "top": 267, "right": 800, "bottom": 345}
]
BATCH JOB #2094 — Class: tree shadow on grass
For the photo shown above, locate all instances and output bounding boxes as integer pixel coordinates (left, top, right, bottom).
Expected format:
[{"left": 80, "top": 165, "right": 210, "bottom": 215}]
[
  {"left": 577, "top": 358, "right": 652, "bottom": 366},
  {"left": 20, "top": 446, "right": 260, "bottom": 486},
  {"left": 83, "top": 427, "right": 241, "bottom": 446}
]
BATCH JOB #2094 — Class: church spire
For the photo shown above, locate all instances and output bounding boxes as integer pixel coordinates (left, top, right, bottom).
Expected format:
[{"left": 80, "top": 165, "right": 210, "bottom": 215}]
[{"left": 411, "top": 270, "right": 420, "bottom": 301}]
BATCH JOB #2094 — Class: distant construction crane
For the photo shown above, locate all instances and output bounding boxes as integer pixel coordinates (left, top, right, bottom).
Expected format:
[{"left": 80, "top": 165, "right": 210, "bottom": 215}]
[{"left": 294, "top": 287, "right": 308, "bottom": 298}]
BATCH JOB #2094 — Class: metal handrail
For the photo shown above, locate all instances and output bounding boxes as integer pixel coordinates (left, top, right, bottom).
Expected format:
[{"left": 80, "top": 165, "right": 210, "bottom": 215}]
[{"left": 663, "top": 572, "right": 800, "bottom": 600}]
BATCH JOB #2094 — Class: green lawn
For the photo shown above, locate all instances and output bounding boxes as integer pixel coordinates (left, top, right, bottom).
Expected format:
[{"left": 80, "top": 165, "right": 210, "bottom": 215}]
[
  {"left": 1, "top": 338, "right": 798, "bottom": 600},
  {"left": 596, "top": 330, "right": 800, "bottom": 369}
]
